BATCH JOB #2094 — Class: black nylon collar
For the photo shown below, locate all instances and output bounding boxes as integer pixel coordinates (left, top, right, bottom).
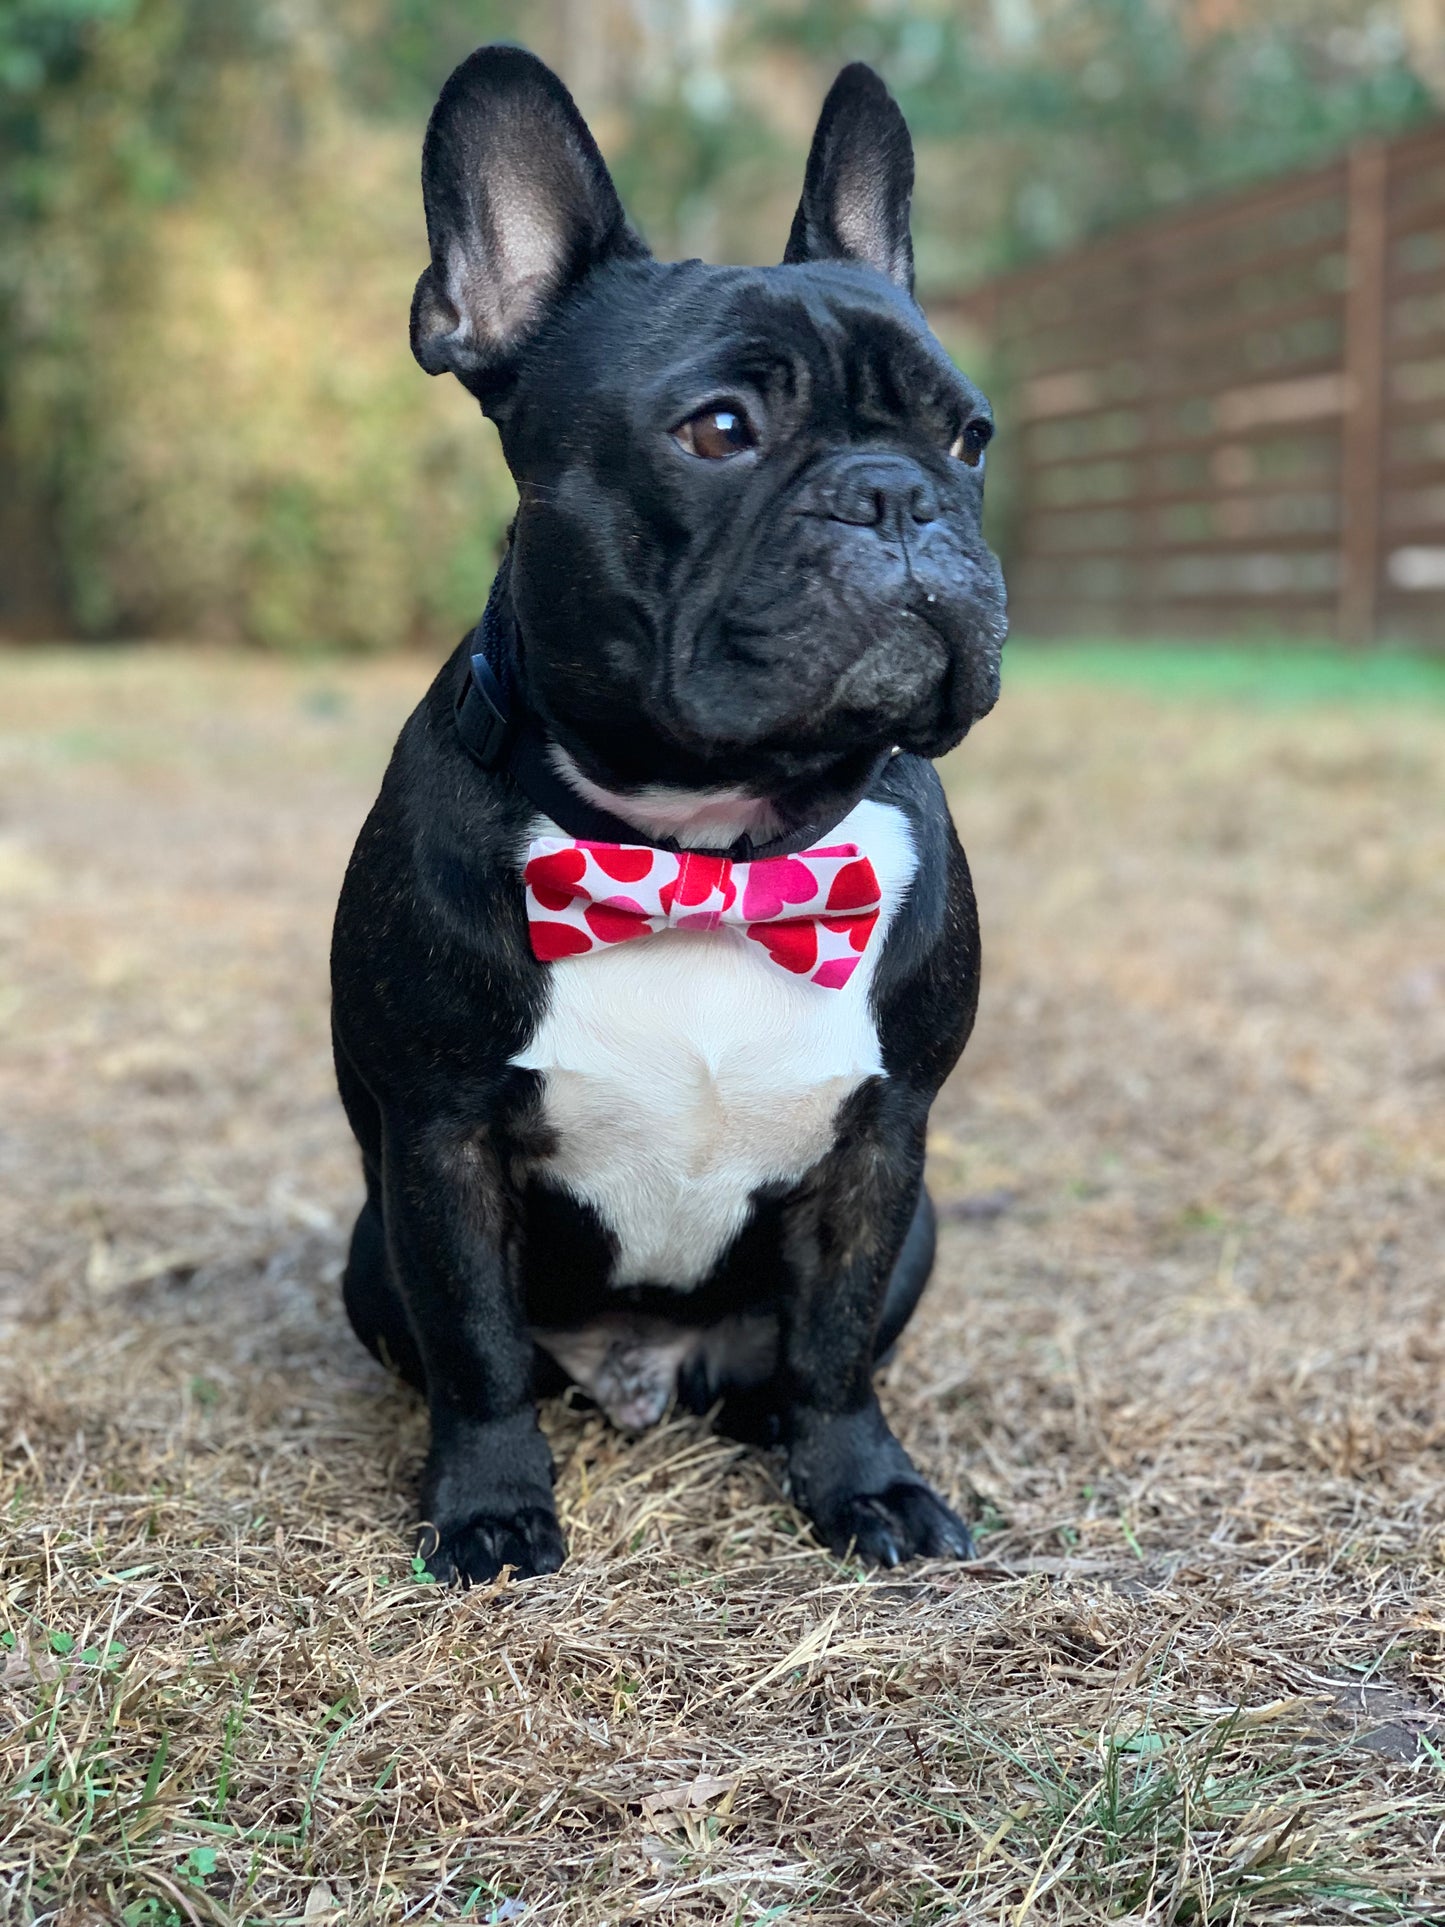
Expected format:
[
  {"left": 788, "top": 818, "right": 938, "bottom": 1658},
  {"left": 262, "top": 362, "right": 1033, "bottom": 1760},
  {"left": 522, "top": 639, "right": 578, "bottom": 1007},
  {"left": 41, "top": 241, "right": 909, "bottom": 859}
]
[{"left": 453, "top": 598, "right": 890, "bottom": 862}]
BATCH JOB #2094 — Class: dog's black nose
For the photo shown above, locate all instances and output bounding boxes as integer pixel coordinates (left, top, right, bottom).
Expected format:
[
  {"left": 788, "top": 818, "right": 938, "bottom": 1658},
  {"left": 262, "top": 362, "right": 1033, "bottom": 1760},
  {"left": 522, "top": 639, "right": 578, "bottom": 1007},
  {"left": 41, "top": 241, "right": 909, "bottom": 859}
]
[{"left": 824, "top": 455, "right": 938, "bottom": 532}]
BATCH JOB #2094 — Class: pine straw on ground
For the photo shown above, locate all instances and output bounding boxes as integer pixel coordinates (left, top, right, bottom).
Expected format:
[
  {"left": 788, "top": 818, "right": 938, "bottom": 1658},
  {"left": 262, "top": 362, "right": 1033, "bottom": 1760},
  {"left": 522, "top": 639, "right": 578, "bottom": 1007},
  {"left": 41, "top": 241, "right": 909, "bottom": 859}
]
[{"left": 1, "top": 648, "right": 1442, "bottom": 1927}]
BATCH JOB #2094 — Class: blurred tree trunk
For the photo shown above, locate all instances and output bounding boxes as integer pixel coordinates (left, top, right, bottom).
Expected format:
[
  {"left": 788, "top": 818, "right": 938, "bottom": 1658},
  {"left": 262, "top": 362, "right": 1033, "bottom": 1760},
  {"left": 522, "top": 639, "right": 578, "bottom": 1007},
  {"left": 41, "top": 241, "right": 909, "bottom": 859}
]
[
  {"left": 0, "top": 430, "right": 65, "bottom": 638},
  {"left": 554, "top": 0, "right": 608, "bottom": 105},
  {"left": 1403, "top": 0, "right": 1445, "bottom": 102}
]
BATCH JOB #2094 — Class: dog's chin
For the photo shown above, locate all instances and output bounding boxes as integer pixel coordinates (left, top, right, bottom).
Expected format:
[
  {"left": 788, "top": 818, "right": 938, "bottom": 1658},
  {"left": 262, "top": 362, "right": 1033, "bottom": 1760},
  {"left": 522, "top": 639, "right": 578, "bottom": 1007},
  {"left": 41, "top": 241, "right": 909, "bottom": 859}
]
[
  {"left": 900, "top": 654, "right": 1003, "bottom": 759},
  {"left": 548, "top": 745, "right": 789, "bottom": 847},
  {"left": 549, "top": 726, "right": 894, "bottom": 849}
]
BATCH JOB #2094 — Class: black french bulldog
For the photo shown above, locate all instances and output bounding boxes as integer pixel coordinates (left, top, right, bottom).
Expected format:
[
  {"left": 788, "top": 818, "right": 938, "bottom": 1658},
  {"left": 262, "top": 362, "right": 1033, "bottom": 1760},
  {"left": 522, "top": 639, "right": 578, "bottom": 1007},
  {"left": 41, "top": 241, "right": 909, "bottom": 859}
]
[{"left": 330, "top": 45, "right": 1006, "bottom": 1583}]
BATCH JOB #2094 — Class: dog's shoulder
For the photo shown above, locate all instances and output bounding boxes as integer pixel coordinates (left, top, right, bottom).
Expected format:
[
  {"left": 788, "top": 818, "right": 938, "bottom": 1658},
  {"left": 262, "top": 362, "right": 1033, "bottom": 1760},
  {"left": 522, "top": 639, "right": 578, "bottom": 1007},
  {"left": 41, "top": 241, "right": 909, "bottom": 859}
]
[
  {"left": 331, "top": 644, "right": 546, "bottom": 1085},
  {"left": 868, "top": 751, "right": 980, "bottom": 1084}
]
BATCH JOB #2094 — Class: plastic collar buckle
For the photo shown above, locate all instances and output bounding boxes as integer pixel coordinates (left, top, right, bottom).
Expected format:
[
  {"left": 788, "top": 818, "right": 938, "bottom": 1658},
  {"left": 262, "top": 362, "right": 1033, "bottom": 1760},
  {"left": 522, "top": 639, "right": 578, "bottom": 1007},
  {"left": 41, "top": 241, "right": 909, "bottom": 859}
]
[{"left": 456, "top": 650, "right": 512, "bottom": 770}]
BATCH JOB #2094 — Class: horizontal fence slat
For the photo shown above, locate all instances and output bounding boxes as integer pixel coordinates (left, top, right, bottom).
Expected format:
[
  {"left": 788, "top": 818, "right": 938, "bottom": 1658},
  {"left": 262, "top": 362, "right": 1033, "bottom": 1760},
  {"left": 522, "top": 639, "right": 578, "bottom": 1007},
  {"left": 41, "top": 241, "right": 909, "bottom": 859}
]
[
  {"left": 951, "top": 156, "right": 1348, "bottom": 307},
  {"left": 1147, "top": 227, "right": 1347, "bottom": 305},
  {"left": 1016, "top": 535, "right": 1341, "bottom": 561},
  {"left": 1030, "top": 478, "right": 1338, "bottom": 515},
  {"left": 1010, "top": 593, "right": 1340, "bottom": 613},
  {"left": 990, "top": 238, "right": 1347, "bottom": 361},
  {"left": 1152, "top": 289, "right": 1346, "bottom": 355},
  {"left": 1381, "top": 457, "right": 1445, "bottom": 486},
  {"left": 1386, "top": 260, "right": 1445, "bottom": 306},
  {"left": 1383, "top": 394, "right": 1445, "bottom": 424},
  {"left": 1025, "top": 418, "right": 1344, "bottom": 473}
]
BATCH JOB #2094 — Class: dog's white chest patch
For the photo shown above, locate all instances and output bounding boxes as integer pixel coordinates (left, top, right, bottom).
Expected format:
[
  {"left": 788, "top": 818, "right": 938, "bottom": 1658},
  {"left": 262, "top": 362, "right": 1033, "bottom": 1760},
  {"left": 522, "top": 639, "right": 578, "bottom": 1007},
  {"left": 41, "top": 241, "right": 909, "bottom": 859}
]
[{"left": 511, "top": 798, "right": 916, "bottom": 1289}]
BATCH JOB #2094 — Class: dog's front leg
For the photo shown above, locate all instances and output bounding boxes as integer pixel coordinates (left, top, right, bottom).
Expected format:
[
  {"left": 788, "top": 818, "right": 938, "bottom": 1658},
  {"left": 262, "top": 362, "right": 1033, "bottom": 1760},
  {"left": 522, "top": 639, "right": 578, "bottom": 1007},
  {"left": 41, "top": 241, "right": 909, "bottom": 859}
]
[
  {"left": 778, "top": 1086, "right": 973, "bottom": 1567},
  {"left": 383, "top": 1117, "right": 563, "bottom": 1585}
]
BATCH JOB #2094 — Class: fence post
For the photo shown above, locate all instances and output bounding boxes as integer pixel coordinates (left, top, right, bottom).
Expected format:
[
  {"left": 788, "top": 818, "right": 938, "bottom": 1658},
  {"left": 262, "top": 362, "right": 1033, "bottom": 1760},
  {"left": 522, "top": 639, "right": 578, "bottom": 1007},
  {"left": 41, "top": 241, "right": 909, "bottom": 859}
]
[{"left": 1339, "top": 140, "right": 1389, "bottom": 647}]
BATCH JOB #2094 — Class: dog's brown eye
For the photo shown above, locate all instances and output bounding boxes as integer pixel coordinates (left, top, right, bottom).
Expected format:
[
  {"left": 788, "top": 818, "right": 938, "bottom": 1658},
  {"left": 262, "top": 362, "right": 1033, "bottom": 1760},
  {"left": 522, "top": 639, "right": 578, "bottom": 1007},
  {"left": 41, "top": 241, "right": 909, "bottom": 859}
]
[
  {"left": 673, "top": 408, "right": 756, "bottom": 460},
  {"left": 949, "top": 419, "right": 993, "bottom": 467}
]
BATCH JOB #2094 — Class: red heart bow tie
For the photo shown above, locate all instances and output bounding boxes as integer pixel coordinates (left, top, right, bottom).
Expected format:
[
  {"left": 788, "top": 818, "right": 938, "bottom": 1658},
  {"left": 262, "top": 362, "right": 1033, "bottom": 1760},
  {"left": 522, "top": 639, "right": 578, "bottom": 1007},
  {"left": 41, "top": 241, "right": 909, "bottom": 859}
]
[{"left": 523, "top": 838, "right": 882, "bottom": 989}]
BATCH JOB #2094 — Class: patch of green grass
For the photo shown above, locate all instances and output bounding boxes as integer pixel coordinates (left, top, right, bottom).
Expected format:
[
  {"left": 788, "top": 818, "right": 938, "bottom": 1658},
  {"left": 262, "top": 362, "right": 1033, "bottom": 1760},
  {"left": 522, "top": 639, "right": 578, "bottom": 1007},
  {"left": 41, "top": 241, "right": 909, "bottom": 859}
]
[
  {"left": 931, "top": 1709, "right": 1412, "bottom": 1922},
  {"left": 1005, "top": 640, "right": 1445, "bottom": 707},
  {"left": 120, "top": 1903, "right": 187, "bottom": 1927}
]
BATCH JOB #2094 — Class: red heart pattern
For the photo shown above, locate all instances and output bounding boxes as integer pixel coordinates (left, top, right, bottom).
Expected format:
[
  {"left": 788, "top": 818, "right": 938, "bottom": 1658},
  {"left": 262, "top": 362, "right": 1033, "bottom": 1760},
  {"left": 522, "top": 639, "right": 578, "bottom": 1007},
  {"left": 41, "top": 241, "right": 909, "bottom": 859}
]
[
  {"left": 526, "top": 845, "right": 587, "bottom": 913},
  {"left": 583, "top": 842, "right": 654, "bottom": 882},
  {"left": 746, "top": 919, "right": 818, "bottom": 974},
  {"left": 521, "top": 836, "right": 882, "bottom": 990},
  {"left": 740, "top": 855, "right": 817, "bottom": 921}
]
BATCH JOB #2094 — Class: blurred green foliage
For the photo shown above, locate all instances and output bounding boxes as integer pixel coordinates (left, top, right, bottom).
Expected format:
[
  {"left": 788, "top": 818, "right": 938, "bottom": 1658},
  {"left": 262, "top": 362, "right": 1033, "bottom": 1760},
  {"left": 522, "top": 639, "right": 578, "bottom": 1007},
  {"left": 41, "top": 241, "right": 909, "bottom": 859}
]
[
  {"left": 0, "top": 0, "right": 1435, "bottom": 647},
  {"left": 1, "top": 0, "right": 525, "bottom": 649},
  {"left": 762, "top": 0, "right": 1434, "bottom": 278}
]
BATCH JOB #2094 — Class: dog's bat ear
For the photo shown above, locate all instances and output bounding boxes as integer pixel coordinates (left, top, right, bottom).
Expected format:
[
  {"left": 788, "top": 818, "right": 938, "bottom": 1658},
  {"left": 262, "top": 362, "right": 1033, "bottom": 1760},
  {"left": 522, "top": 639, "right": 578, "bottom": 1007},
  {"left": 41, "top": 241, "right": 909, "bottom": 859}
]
[
  {"left": 411, "top": 44, "right": 648, "bottom": 392},
  {"left": 783, "top": 63, "right": 914, "bottom": 294}
]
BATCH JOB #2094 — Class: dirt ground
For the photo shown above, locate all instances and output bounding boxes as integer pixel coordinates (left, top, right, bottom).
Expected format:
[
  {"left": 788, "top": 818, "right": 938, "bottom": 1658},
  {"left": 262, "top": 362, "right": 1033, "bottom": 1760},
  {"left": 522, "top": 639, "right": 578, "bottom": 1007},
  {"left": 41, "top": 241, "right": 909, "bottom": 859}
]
[{"left": 1, "top": 647, "right": 1442, "bottom": 1926}]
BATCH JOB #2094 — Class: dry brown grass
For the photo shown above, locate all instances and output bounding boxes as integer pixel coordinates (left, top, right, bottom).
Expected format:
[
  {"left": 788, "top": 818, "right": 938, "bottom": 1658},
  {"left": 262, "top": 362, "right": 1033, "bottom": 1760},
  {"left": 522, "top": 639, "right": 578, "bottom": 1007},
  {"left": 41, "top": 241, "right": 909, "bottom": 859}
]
[{"left": 1, "top": 647, "right": 1442, "bottom": 1926}]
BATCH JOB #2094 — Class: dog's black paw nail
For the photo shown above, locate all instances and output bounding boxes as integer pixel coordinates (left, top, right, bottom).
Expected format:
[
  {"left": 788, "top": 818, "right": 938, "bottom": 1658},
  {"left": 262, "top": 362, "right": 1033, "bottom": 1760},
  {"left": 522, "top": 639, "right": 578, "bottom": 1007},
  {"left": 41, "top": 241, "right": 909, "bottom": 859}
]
[
  {"left": 824, "top": 1482, "right": 974, "bottom": 1566},
  {"left": 421, "top": 1505, "right": 565, "bottom": 1586}
]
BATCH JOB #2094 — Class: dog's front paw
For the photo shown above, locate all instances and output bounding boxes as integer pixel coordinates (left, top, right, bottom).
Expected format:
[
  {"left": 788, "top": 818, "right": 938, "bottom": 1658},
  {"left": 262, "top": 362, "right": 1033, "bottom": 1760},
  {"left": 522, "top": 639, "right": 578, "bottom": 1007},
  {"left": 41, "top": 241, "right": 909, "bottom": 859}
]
[
  {"left": 419, "top": 1409, "right": 562, "bottom": 1584},
  {"left": 419, "top": 1505, "right": 566, "bottom": 1586},
  {"left": 817, "top": 1480, "right": 973, "bottom": 1566},
  {"left": 787, "top": 1400, "right": 974, "bottom": 1568}
]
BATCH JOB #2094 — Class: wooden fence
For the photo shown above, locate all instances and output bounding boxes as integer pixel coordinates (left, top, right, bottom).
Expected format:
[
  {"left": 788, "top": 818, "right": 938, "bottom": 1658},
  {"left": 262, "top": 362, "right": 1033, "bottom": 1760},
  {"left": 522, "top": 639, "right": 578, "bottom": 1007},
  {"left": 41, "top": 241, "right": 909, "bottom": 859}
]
[{"left": 932, "top": 122, "right": 1445, "bottom": 646}]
